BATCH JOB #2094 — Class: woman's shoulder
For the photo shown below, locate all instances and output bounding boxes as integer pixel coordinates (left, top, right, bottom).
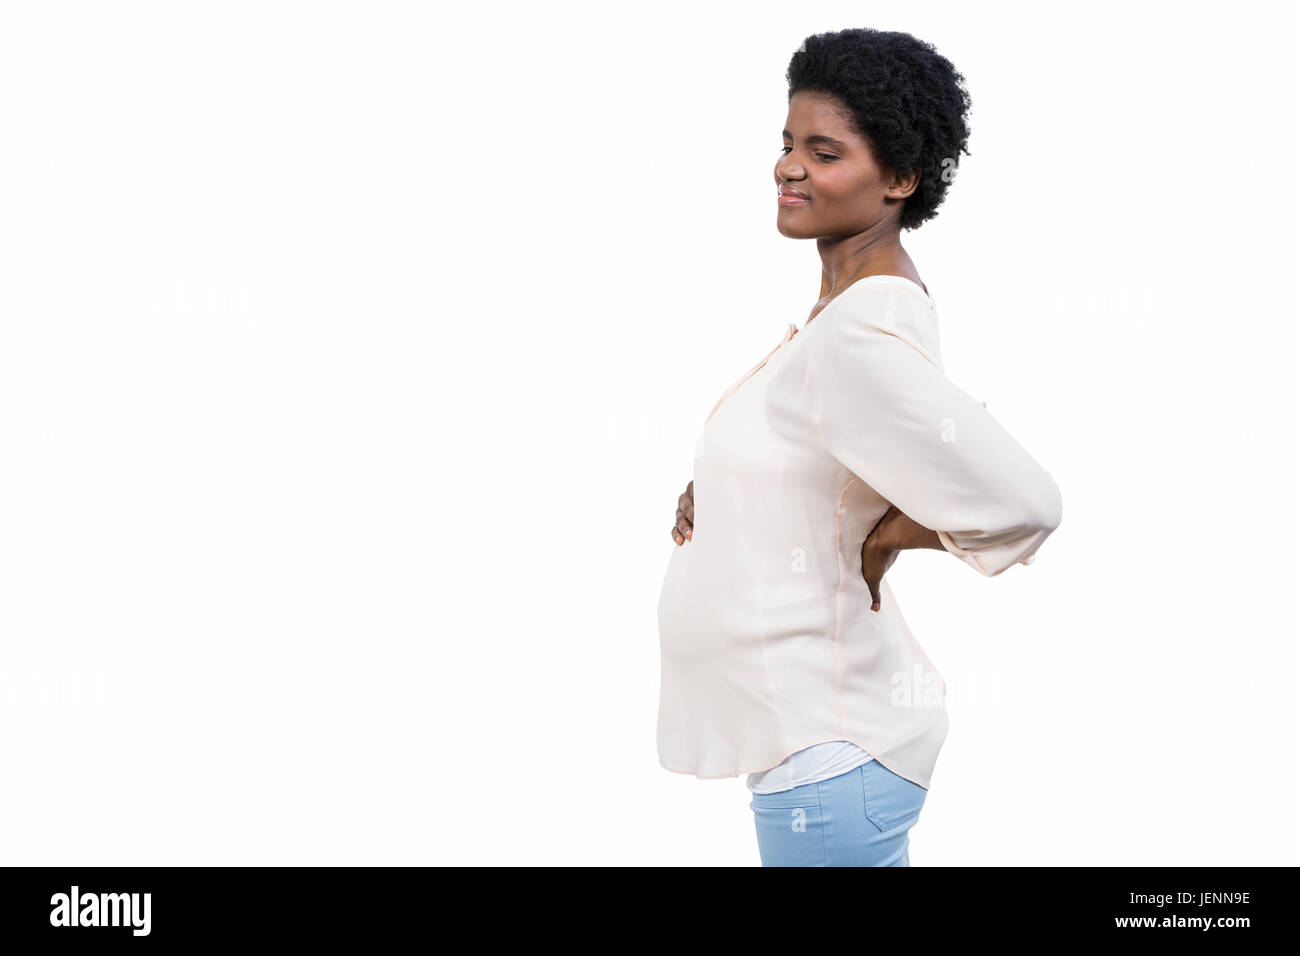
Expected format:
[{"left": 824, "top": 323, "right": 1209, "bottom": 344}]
[{"left": 816, "top": 276, "right": 944, "bottom": 371}]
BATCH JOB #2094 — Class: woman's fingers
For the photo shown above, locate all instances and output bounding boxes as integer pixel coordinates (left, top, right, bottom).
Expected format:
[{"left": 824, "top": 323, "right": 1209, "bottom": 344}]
[
  {"left": 861, "top": 533, "right": 892, "bottom": 613},
  {"left": 674, "top": 480, "right": 694, "bottom": 541},
  {"left": 863, "top": 549, "right": 897, "bottom": 611},
  {"left": 671, "top": 481, "right": 695, "bottom": 546}
]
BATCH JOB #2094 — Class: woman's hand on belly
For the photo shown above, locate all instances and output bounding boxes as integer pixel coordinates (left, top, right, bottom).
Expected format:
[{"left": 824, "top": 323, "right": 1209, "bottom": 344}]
[{"left": 671, "top": 479, "right": 694, "bottom": 545}]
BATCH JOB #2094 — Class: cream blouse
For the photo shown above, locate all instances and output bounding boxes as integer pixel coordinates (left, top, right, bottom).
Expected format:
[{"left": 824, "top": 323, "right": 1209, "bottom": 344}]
[{"left": 656, "top": 274, "right": 1062, "bottom": 790}]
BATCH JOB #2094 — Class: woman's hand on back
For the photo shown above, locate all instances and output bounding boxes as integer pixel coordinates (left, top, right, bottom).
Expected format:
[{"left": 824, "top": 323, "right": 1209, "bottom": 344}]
[
  {"left": 672, "top": 480, "right": 694, "bottom": 545},
  {"left": 861, "top": 506, "right": 902, "bottom": 612},
  {"left": 861, "top": 504, "right": 948, "bottom": 611}
]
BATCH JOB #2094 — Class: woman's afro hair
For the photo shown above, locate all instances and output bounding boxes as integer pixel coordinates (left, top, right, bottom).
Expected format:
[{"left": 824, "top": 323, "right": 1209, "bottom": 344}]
[{"left": 786, "top": 28, "right": 972, "bottom": 230}]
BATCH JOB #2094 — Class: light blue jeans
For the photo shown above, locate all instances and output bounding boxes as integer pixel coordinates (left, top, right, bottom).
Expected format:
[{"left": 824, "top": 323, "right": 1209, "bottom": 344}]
[{"left": 748, "top": 759, "right": 928, "bottom": 866}]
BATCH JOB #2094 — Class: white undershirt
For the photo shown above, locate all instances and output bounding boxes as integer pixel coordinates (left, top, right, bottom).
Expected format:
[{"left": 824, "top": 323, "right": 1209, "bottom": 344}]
[{"left": 746, "top": 740, "right": 876, "bottom": 793}]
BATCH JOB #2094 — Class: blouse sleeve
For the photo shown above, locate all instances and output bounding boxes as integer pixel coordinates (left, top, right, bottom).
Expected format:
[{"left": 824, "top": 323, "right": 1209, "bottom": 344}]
[{"left": 808, "top": 288, "right": 1063, "bottom": 577}]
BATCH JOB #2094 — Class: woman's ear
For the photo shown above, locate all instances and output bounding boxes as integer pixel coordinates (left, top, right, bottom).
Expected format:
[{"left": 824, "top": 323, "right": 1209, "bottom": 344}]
[{"left": 889, "top": 167, "right": 922, "bottom": 200}]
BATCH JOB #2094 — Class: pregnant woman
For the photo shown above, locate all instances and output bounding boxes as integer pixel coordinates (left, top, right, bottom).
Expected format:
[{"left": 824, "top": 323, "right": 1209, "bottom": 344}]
[{"left": 656, "top": 28, "right": 1063, "bottom": 867}]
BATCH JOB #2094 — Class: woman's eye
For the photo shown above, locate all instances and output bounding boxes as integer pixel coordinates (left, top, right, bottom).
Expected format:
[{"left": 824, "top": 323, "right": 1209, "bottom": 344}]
[{"left": 779, "top": 146, "right": 838, "bottom": 162}]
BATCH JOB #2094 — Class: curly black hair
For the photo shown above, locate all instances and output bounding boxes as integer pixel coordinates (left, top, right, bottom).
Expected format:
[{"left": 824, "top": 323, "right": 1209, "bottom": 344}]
[{"left": 786, "top": 28, "right": 972, "bottom": 231}]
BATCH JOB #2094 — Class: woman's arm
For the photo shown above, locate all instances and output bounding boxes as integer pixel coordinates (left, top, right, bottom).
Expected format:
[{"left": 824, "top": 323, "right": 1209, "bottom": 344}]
[
  {"left": 874, "top": 504, "right": 947, "bottom": 553},
  {"left": 808, "top": 284, "right": 1063, "bottom": 581}
]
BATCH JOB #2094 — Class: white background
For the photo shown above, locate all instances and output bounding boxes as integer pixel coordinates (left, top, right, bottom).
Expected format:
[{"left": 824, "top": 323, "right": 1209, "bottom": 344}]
[{"left": 1, "top": 0, "right": 1296, "bottom": 865}]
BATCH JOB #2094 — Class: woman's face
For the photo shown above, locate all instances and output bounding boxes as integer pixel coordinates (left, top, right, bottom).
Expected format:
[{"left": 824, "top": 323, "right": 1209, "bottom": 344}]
[{"left": 775, "top": 91, "right": 914, "bottom": 239}]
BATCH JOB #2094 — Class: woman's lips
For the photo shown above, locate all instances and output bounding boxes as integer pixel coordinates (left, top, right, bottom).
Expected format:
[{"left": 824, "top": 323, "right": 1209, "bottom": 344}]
[{"left": 777, "top": 195, "right": 810, "bottom": 206}]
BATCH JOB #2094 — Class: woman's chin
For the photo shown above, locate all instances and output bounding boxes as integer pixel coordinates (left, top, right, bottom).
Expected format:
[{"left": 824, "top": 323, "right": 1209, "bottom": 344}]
[{"left": 775, "top": 219, "right": 819, "bottom": 239}]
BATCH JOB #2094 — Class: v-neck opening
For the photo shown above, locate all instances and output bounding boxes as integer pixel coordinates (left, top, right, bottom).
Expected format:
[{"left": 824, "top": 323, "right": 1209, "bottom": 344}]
[{"left": 797, "top": 274, "right": 932, "bottom": 334}]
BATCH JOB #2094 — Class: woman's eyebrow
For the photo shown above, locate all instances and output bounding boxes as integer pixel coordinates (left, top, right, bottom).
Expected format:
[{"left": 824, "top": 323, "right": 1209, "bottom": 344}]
[{"left": 782, "top": 130, "right": 851, "bottom": 150}]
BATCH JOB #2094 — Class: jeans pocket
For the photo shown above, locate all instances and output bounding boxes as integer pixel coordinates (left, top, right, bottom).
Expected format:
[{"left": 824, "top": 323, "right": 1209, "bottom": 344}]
[
  {"left": 750, "top": 796, "right": 825, "bottom": 867},
  {"left": 861, "top": 759, "right": 928, "bottom": 833}
]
